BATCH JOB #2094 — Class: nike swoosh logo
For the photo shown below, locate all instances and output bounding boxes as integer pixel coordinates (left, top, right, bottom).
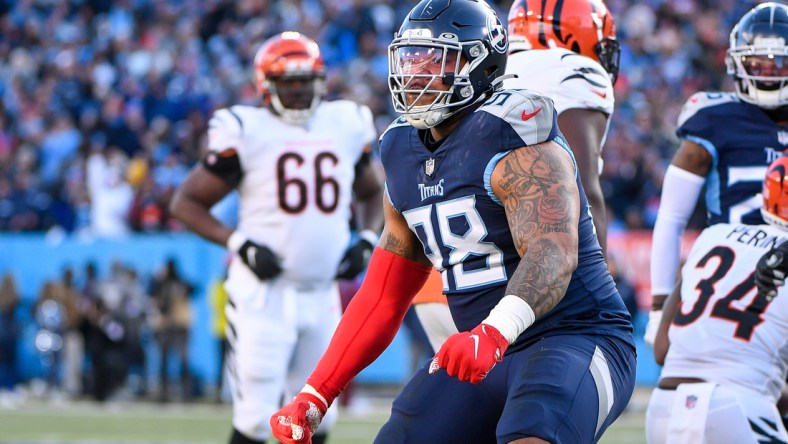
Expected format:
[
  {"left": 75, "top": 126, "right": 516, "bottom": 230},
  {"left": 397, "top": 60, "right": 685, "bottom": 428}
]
[
  {"left": 591, "top": 90, "right": 607, "bottom": 99},
  {"left": 521, "top": 106, "right": 542, "bottom": 121},
  {"left": 469, "top": 334, "right": 479, "bottom": 360}
]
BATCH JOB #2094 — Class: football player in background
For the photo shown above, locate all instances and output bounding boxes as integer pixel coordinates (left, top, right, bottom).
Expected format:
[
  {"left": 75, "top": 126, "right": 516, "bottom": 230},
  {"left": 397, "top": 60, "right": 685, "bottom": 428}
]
[
  {"left": 505, "top": 0, "right": 618, "bottom": 254},
  {"left": 413, "top": 0, "right": 621, "bottom": 355},
  {"left": 647, "top": 2, "right": 788, "bottom": 347},
  {"left": 269, "top": 1, "right": 636, "bottom": 443},
  {"left": 645, "top": 157, "right": 788, "bottom": 444},
  {"left": 169, "top": 32, "right": 383, "bottom": 444}
]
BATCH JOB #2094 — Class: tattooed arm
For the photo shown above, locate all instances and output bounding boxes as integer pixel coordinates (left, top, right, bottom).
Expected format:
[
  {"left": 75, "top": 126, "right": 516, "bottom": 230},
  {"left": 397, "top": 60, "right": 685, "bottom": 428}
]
[
  {"left": 379, "top": 197, "right": 433, "bottom": 266},
  {"left": 491, "top": 140, "right": 580, "bottom": 318}
]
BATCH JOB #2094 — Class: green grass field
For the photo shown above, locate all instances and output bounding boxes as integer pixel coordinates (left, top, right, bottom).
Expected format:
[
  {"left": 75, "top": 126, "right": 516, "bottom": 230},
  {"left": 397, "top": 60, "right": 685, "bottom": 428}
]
[{"left": 0, "top": 388, "right": 650, "bottom": 443}]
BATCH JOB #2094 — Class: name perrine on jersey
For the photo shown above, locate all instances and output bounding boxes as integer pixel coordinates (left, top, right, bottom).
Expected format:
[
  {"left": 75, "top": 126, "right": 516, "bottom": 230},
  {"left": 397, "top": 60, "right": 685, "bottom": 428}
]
[
  {"left": 662, "top": 223, "right": 788, "bottom": 402},
  {"left": 677, "top": 92, "right": 788, "bottom": 225},
  {"left": 380, "top": 89, "right": 632, "bottom": 350},
  {"left": 207, "top": 100, "right": 376, "bottom": 285}
]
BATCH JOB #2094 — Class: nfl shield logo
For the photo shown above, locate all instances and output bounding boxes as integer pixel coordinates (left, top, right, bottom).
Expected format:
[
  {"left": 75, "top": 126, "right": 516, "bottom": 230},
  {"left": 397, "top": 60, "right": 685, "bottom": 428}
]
[
  {"left": 685, "top": 395, "right": 697, "bottom": 409},
  {"left": 425, "top": 158, "right": 435, "bottom": 176},
  {"left": 779, "top": 130, "right": 788, "bottom": 146}
]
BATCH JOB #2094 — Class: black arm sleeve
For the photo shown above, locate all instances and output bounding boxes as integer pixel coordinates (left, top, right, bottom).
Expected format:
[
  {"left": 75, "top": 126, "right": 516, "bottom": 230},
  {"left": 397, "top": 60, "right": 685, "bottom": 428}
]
[{"left": 202, "top": 149, "right": 243, "bottom": 188}]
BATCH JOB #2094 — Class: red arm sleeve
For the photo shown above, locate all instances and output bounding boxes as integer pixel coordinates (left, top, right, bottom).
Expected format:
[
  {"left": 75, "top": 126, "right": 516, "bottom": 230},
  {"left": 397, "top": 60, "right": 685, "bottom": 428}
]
[{"left": 307, "top": 248, "right": 432, "bottom": 404}]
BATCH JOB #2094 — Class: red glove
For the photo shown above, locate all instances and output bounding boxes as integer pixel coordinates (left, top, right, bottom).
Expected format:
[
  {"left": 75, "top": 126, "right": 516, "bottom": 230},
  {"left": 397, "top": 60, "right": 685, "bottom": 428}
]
[
  {"left": 270, "top": 388, "right": 329, "bottom": 444},
  {"left": 429, "top": 323, "right": 509, "bottom": 384}
]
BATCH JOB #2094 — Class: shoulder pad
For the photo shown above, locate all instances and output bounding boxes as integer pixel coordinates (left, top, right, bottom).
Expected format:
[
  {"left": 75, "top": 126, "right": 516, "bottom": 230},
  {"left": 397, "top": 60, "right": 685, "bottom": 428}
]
[
  {"left": 320, "top": 100, "right": 377, "bottom": 145},
  {"left": 379, "top": 116, "right": 410, "bottom": 143},
  {"left": 478, "top": 89, "right": 556, "bottom": 146},
  {"left": 208, "top": 107, "right": 245, "bottom": 153},
  {"left": 677, "top": 92, "right": 738, "bottom": 128}
]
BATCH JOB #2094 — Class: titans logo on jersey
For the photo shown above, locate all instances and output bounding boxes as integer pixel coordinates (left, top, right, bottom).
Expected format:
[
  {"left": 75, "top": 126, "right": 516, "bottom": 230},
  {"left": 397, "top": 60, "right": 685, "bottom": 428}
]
[
  {"left": 380, "top": 89, "right": 632, "bottom": 348},
  {"left": 677, "top": 92, "right": 788, "bottom": 225}
]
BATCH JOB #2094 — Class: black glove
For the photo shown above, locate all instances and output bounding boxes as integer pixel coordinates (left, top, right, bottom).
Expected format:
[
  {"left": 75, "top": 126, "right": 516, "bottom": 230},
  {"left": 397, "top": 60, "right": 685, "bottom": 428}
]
[
  {"left": 755, "top": 241, "right": 788, "bottom": 300},
  {"left": 336, "top": 230, "right": 377, "bottom": 280},
  {"left": 227, "top": 231, "right": 282, "bottom": 281}
]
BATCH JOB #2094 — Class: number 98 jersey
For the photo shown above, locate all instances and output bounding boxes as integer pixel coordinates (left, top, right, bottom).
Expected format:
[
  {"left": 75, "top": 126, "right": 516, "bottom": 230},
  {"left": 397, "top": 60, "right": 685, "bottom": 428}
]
[
  {"left": 380, "top": 89, "right": 633, "bottom": 348},
  {"left": 207, "top": 100, "right": 376, "bottom": 285},
  {"left": 662, "top": 223, "right": 788, "bottom": 403}
]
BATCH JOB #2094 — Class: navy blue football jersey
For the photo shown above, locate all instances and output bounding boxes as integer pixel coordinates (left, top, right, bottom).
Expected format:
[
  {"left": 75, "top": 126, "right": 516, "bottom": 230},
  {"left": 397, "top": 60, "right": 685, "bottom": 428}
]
[
  {"left": 380, "top": 89, "right": 633, "bottom": 349},
  {"left": 677, "top": 92, "right": 788, "bottom": 225}
]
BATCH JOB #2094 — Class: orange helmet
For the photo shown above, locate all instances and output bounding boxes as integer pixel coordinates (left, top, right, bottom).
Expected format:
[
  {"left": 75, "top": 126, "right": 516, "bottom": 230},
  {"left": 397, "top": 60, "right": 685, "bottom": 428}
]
[
  {"left": 762, "top": 156, "right": 788, "bottom": 230},
  {"left": 507, "top": 0, "right": 620, "bottom": 83},
  {"left": 253, "top": 32, "right": 326, "bottom": 124}
]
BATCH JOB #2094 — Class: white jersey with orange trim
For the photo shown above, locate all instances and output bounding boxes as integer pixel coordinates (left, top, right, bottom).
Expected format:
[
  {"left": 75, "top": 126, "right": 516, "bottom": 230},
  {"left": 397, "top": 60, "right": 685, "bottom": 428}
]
[
  {"left": 504, "top": 47, "right": 614, "bottom": 116},
  {"left": 503, "top": 47, "right": 614, "bottom": 171},
  {"left": 661, "top": 223, "right": 788, "bottom": 403},
  {"left": 208, "top": 100, "right": 376, "bottom": 286}
]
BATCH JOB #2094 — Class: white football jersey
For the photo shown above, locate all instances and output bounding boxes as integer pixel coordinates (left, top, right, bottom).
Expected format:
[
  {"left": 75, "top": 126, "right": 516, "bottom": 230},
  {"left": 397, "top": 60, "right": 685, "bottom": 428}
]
[
  {"left": 208, "top": 100, "right": 376, "bottom": 285},
  {"left": 504, "top": 48, "right": 614, "bottom": 117},
  {"left": 504, "top": 48, "right": 614, "bottom": 174},
  {"left": 661, "top": 223, "right": 788, "bottom": 402}
]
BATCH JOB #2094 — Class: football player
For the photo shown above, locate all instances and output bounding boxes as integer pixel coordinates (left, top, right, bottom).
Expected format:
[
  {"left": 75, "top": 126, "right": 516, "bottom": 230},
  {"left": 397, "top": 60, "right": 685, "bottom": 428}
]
[
  {"left": 645, "top": 157, "right": 788, "bottom": 444},
  {"left": 414, "top": 0, "right": 621, "bottom": 355},
  {"left": 269, "top": 1, "right": 636, "bottom": 443},
  {"left": 647, "top": 2, "right": 788, "bottom": 347},
  {"left": 169, "top": 32, "right": 383, "bottom": 444},
  {"left": 505, "top": 0, "right": 618, "bottom": 254}
]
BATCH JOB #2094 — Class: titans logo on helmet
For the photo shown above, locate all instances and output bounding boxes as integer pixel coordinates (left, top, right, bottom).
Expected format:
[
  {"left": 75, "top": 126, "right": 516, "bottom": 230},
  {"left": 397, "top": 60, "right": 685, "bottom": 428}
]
[{"left": 487, "top": 15, "right": 508, "bottom": 54}]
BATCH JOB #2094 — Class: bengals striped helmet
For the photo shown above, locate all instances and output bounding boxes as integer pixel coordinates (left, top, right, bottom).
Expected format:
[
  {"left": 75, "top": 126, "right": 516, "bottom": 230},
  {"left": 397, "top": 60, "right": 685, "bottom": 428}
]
[
  {"left": 253, "top": 32, "right": 326, "bottom": 125},
  {"left": 507, "top": 0, "right": 620, "bottom": 83},
  {"left": 763, "top": 156, "right": 788, "bottom": 230}
]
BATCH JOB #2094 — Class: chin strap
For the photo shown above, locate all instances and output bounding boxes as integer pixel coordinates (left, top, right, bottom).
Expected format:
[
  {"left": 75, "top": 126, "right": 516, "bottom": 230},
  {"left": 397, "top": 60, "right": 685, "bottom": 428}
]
[{"left": 491, "top": 73, "right": 518, "bottom": 85}]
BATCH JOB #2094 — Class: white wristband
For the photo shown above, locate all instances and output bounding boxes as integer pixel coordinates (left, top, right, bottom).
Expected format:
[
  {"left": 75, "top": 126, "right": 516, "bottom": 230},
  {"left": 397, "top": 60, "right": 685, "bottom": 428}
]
[
  {"left": 226, "top": 230, "right": 248, "bottom": 252},
  {"left": 301, "top": 384, "right": 329, "bottom": 409},
  {"left": 481, "top": 295, "right": 535, "bottom": 344},
  {"left": 359, "top": 229, "right": 379, "bottom": 246}
]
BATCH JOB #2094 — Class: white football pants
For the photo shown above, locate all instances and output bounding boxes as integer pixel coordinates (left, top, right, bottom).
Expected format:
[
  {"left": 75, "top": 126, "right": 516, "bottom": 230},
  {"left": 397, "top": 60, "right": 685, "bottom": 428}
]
[
  {"left": 646, "top": 383, "right": 788, "bottom": 444},
  {"left": 224, "top": 271, "right": 341, "bottom": 441}
]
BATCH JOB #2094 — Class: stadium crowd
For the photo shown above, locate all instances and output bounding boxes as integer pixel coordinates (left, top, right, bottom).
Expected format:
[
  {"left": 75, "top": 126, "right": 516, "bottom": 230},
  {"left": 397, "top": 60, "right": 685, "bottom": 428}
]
[
  {"left": 0, "top": 258, "right": 201, "bottom": 402},
  {"left": 0, "top": 0, "right": 759, "bottom": 236}
]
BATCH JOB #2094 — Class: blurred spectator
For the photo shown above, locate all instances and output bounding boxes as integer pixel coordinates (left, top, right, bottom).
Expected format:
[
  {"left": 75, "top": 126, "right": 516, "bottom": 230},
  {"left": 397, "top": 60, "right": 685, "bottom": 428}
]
[
  {"left": 149, "top": 258, "right": 194, "bottom": 402},
  {"left": 39, "top": 113, "right": 81, "bottom": 189},
  {"left": 79, "top": 261, "right": 131, "bottom": 401},
  {"left": 86, "top": 147, "right": 133, "bottom": 237},
  {"left": 82, "top": 296, "right": 127, "bottom": 402},
  {"left": 57, "top": 266, "right": 85, "bottom": 399},
  {"left": 122, "top": 268, "right": 151, "bottom": 398},
  {"left": 33, "top": 281, "right": 67, "bottom": 394},
  {"left": 0, "top": 273, "right": 20, "bottom": 390}
]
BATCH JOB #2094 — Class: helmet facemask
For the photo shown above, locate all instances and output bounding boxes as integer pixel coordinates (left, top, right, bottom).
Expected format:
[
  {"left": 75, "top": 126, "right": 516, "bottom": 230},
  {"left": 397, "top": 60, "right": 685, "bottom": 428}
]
[
  {"left": 265, "top": 74, "right": 326, "bottom": 126},
  {"left": 595, "top": 37, "right": 620, "bottom": 84},
  {"left": 727, "top": 46, "right": 788, "bottom": 109},
  {"left": 388, "top": 33, "right": 492, "bottom": 129},
  {"left": 254, "top": 32, "right": 326, "bottom": 126},
  {"left": 727, "top": 26, "right": 788, "bottom": 109}
]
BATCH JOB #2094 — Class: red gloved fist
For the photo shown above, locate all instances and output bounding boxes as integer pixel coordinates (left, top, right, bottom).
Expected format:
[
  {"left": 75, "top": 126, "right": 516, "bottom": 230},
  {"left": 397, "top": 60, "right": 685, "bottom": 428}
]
[
  {"left": 429, "top": 323, "right": 509, "bottom": 384},
  {"left": 270, "top": 390, "right": 328, "bottom": 444}
]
